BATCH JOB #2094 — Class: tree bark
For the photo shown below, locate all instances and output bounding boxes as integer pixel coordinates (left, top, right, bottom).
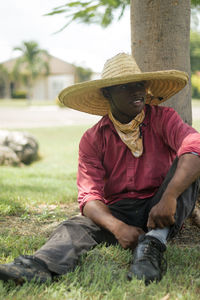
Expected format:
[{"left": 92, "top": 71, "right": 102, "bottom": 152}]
[{"left": 131, "top": 0, "right": 192, "bottom": 124}]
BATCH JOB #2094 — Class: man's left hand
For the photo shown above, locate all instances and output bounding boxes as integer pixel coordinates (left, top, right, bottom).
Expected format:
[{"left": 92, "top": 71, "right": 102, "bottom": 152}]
[{"left": 147, "top": 196, "right": 177, "bottom": 229}]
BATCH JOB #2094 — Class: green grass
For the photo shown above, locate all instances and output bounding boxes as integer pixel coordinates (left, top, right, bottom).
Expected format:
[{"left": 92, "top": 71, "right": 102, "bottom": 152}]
[
  {"left": 192, "top": 98, "right": 200, "bottom": 107},
  {"left": 0, "top": 99, "right": 56, "bottom": 107},
  {"left": 0, "top": 245, "right": 199, "bottom": 300},
  {"left": 0, "top": 124, "right": 200, "bottom": 299},
  {"left": 0, "top": 126, "right": 87, "bottom": 215},
  {"left": 193, "top": 119, "right": 200, "bottom": 130}
]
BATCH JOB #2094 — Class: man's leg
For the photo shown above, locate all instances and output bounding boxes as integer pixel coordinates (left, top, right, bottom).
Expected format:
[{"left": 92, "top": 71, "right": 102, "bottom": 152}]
[
  {"left": 146, "top": 227, "right": 169, "bottom": 244},
  {"left": 0, "top": 215, "right": 117, "bottom": 283},
  {"left": 128, "top": 157, "right": 199, "bottom": 285},
  {"left": 148, "top": 157, "right": 199, "bottom": 239},
  {"left": 34, "top": 215, "right": 117, "bottom": 274},
  {"left": 108, "top": 198, "right": 150, "bottom": 231}
]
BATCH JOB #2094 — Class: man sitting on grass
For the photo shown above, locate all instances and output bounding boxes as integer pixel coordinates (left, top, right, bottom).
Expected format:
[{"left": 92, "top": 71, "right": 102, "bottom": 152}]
[{"left": 0, "top": 53, "right": 200, "bottom": 285}]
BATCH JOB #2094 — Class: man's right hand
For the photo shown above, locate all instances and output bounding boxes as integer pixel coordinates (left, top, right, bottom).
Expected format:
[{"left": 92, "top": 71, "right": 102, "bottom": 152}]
[
  {"left": 113, "top": 222, "right": 145, "bottom": 250},
  {"left": 83, "top": 200, "right": 144, "bottom": 250}
]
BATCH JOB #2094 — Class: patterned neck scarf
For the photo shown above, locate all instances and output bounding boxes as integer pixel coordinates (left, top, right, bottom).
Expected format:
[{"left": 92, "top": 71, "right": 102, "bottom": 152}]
[{"left": 108, "top": 110, "right": 145, "bottom": 158}]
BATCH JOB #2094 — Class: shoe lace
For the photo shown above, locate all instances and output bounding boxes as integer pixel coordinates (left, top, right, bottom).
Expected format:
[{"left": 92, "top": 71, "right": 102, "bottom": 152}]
[{"left": 139, "top": 241, "right": 167, "bottom": 274}]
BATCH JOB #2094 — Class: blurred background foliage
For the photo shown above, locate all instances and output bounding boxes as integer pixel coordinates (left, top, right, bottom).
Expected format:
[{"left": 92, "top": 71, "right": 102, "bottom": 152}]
[
  {"left": 191, "top": 31, "right": 200, "bottom": 98},
  {"left": 2, "top": 1, "right": 200, "bottom": 100}
]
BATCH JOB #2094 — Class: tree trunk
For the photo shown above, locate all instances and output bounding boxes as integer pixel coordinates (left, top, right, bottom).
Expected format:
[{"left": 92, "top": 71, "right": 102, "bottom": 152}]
[{"left": 130, "top": 0, "right": 192, "bottom": 124}]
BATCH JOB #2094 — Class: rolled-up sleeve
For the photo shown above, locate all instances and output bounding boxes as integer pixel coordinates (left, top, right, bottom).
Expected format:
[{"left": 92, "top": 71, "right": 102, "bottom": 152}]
[
  {"left": 160, "top": 108, "right": 200, "bottom": 155},
  {"left": 77, "top": 130, "right": 106, "bottom": 214},
  {"left": 178, "top": 133, "right": 200, "bottom": 157}
]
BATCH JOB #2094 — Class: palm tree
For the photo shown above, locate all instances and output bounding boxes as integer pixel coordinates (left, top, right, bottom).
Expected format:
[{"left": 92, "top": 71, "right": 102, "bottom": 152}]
[
  {"left": 0, "top": 64, "right": 10, "bottom": 98},
  {"left": 13, "top": 41, "right": 49, "bottom": 100}
]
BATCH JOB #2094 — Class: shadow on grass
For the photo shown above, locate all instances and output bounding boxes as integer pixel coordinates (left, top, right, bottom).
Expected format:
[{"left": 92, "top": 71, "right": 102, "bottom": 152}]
[{"left": 0, "top": 171, "right": 78, "bottom": 210}]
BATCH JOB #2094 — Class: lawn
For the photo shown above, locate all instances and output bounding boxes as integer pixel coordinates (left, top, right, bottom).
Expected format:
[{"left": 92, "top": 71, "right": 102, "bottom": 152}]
[
  {"left": 0, "top": 99, "right": 56, "bottom": 107},
  {"left": 192, "top": 98, "right": 200, "bottom": 107},
  {"left": 0, "top": 122, "right": 200, "bottom": 299}
]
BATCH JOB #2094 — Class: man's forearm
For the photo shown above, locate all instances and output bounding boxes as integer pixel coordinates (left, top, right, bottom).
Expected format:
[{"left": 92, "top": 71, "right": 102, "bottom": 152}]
[
  {"left": 163, "top": 153, "right": 200, "bottom": 199},
  {"left": 83, "top": 200, "right": 123, "bottom": 235},
  {"left": 83, "top": 200, "right": 145, "bottom": 249},
  {"left": 147, "top": 153, "right": 200, "bottom": 228}
]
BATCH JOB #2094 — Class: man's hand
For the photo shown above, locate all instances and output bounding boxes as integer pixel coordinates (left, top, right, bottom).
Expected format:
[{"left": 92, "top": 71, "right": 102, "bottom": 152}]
[
  {"left": 84, "top": 200, "right": 144, "bottom": 249},
  {"left": 147, "top": 196, "right": 177, "bottom": 229},
  {"left": 147, "top": 153, "right": 200, "bottom": 229},
  {"left": 113, "top": 222, "right": 145, "bottom": 249}
]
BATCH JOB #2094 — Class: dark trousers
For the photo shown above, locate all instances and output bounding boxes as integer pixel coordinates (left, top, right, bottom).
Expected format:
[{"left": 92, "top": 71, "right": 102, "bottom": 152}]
[{"left": 35, "top": 158, "right": 199, "bottom": 275}]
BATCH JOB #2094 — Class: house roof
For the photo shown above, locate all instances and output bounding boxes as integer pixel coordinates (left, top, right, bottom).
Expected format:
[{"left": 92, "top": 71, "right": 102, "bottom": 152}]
[{"left": 1, "top": 54, "right": 76, "bottom": 75}]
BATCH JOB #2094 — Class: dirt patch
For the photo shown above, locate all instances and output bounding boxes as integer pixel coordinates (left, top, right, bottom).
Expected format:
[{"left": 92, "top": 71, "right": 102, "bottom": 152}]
[
  {"left": 170, "top": 198, "right": 200, "bottom": 247},
  {"left": 0, "top": 202, "right": 80, "bottom": 238},
  {"left": 0, "top": 201, "right": 199, "bottom": 248},
  {"left": 170, "top": 218, "right": 200, "bottom": 247}
]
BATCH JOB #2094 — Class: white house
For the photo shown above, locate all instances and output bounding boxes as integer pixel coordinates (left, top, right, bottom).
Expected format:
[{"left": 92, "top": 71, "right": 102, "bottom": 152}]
[{"left": 0, "top": 55, "right": 76, "bottom": 100}]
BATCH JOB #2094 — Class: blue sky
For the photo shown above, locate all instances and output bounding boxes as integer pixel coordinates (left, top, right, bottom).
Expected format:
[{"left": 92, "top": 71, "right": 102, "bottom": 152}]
[{"left": 0, "top": 0, "right": 131, "bottom": 72}]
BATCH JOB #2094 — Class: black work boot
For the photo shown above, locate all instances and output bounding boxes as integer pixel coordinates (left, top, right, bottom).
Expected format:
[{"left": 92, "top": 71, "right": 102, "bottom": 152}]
[
  {"left": 127, "top": 235, "right": 167, "bottom": 285},
  {"left": 0, "top": 255, "right": 52, "bottom": 284}
]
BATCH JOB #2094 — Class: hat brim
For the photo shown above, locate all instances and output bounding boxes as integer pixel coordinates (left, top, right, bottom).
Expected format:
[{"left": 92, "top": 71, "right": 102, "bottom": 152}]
[{"left": 58, "top": 70, "right": 188, "bottom": 116}]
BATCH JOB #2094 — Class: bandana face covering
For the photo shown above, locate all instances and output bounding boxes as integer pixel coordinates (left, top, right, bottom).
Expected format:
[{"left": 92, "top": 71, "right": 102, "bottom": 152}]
[{"left": 108, "top": 110, "right": 145, "bottom": 158}]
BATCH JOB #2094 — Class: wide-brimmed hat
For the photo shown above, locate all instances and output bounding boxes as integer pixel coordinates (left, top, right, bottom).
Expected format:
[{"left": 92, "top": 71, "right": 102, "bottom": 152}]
[{"left": 58, "top": 53, "right": 188, "bottom": 116}]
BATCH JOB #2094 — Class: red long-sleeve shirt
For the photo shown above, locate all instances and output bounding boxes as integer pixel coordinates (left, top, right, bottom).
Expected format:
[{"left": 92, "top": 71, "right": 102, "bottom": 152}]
[{"left": 77, "top": 105, "right": 200, "bottom": 213}]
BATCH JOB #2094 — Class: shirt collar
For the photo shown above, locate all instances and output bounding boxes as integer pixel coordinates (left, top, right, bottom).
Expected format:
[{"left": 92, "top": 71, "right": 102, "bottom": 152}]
[{"left": 99, "top": 104, "right": 150, "bottom": 131}]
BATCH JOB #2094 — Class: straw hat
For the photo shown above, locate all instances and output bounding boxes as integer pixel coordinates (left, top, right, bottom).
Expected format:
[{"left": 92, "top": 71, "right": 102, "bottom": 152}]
[{"left": 58, "top": 53, "right": 189, "bottom": 116}]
